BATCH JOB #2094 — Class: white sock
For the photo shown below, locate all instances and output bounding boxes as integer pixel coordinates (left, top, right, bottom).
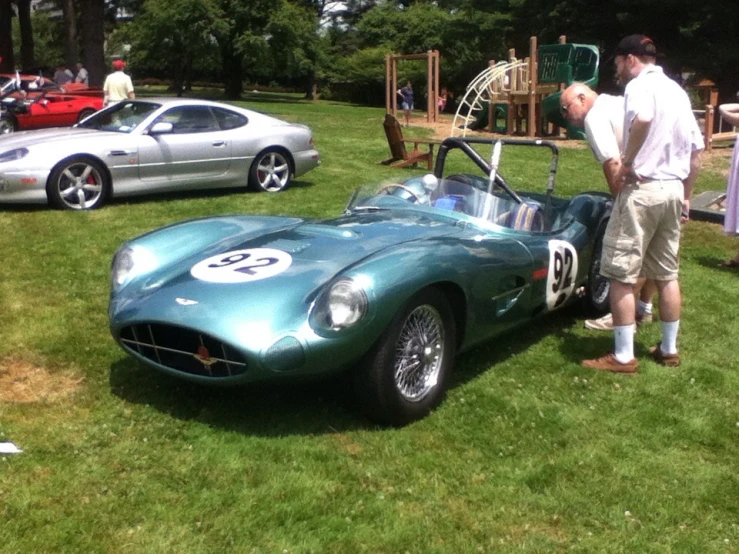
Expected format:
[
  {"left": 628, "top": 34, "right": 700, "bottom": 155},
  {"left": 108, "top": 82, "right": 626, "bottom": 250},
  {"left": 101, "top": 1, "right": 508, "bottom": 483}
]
[
  {"left": 661, "top": 320, "right": 680, "bottom": 354},
  {"left": 614, "top": 324, "right": 635, "bottom": 363},
  {"left": 637, "top": 299, "right": 653, "bottom": 316}
]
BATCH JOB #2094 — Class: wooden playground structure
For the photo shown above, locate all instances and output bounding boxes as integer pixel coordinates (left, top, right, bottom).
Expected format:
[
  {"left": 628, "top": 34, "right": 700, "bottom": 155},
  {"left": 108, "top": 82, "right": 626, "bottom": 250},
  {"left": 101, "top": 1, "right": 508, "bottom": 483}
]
[
  {"left": 694, "top": 79, "right": 737, "bottom": 151},
  {"left": 385, "top": 50, "right": 441, "bottom": 123},
  {"left": 452, "top": 36, "right": 599, "bottom": 139}
]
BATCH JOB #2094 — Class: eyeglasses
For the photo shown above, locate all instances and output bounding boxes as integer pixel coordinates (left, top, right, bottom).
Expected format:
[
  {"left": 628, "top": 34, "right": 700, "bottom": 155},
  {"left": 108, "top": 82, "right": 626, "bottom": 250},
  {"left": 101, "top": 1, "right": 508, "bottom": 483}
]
[{"left": 560, "top": 94, "right": 583, "bottom": 115}]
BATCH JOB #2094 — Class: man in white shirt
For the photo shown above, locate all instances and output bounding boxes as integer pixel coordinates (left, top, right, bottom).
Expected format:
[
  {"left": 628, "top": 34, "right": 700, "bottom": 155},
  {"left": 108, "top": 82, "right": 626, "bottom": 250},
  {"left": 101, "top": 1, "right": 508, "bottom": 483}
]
[
  {"left": 103, "top": 59, "right": 135, "bottom": 106},
  {"left": 560, "top": 83, "right": 657, "bottom": 332},
  {"left": 74, "top": 62, "right": 89, "bottom": 87},
  {"left": 581, "top": 35, "right": 703, "bottom": 374}
]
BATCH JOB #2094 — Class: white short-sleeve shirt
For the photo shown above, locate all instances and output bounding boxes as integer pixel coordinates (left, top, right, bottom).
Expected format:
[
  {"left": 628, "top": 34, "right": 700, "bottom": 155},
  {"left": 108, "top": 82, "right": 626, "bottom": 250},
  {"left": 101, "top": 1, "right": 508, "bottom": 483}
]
[
  {"left": 623, "top": 65, "right": 704, "bottom": 180},
  {"left": 584, "top": 94, "right": 624, "bottom": 164}
]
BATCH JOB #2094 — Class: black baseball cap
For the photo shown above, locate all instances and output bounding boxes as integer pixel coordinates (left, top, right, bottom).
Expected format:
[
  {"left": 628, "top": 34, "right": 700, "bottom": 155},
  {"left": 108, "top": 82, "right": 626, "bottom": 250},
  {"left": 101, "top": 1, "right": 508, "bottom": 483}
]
[{"left": 615, "top": 34, "right": 657, "bottom": 57}]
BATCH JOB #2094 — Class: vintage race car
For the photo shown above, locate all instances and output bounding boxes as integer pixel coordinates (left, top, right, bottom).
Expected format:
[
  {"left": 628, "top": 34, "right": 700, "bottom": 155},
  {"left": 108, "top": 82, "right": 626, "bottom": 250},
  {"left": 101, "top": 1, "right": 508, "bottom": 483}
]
[
  {"left": 109, "top": 137, "right": 611, "bottom": 426},
  {"left": 0, "top": 73, "right": 103, "bottom": 134}
]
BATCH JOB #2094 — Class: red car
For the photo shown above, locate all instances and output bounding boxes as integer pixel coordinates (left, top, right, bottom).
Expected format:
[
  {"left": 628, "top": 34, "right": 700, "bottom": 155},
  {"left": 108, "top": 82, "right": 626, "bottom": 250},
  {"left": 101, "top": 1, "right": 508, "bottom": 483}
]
[{"left": 0, "top": 73, "right": 104, "bottom": 134}]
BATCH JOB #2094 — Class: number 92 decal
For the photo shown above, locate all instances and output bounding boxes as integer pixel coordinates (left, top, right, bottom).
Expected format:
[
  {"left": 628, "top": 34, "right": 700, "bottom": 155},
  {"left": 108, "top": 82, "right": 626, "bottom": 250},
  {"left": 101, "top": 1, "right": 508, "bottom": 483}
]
[
  {"left": 191, "top": 248, "right": 292, "bottom": 283},
  {"left": 546, "top": 240, "right": 578, "bottom": 310}
]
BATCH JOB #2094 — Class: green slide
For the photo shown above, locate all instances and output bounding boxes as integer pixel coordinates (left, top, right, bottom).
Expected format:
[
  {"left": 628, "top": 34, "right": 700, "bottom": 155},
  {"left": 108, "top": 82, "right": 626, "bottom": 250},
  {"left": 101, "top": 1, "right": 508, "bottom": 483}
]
[{"left": 537, "top": 43, "right": 600, "bottom": 139}]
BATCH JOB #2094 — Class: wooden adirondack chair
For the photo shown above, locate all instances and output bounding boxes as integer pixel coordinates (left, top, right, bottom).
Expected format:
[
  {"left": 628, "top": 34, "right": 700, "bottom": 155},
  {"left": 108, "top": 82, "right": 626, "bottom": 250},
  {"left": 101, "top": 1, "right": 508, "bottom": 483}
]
[{"left": 379, "top": 114, "right": 440, "bottom": 170}]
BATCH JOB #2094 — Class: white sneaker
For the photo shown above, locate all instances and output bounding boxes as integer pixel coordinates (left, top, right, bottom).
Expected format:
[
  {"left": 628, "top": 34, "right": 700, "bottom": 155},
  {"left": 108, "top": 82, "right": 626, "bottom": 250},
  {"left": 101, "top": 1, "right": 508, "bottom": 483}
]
[
  {"left": 584, "top": 312, "right": 654, "bottom": 331},
  {"left": 584, "top": 313, "right": 614, "bottom": 331}
]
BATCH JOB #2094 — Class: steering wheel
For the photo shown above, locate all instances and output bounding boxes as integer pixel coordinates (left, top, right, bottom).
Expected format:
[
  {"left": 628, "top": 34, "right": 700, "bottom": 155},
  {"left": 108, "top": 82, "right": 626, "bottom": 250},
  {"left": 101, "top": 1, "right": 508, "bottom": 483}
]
[
  {"left": 377, "top": 183, "right": 423, "bottom": 203},
  {"left": 445, "top": 172, "right": 520, "bottom": 205}
]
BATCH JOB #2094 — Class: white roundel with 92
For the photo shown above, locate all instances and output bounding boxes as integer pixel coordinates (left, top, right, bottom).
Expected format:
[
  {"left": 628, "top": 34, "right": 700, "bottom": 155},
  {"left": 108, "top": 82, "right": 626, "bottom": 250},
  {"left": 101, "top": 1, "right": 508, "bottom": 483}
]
[
  {"left": 546, "top": 240, "right": 578, "bottom": 310},
  {"left": 191, "top": 248, "right": 292, "bottom": 283}
]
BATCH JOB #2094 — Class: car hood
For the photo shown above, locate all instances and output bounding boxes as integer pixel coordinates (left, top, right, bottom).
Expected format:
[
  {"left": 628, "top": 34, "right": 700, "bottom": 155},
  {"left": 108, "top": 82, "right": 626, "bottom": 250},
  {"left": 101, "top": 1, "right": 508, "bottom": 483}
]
[
  {"left": 0, "top": 127, "right": 121, "bottom": 149},
  {"left": 111, "top": 212, "right": 462, "bottom": 338}
]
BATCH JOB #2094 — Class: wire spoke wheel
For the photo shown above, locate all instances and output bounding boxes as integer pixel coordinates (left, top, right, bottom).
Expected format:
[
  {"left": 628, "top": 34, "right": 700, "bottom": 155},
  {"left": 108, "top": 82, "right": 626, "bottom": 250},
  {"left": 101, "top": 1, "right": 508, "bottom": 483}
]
[{"left": 393, "top": 305, "right": 445, "bottom": 402}]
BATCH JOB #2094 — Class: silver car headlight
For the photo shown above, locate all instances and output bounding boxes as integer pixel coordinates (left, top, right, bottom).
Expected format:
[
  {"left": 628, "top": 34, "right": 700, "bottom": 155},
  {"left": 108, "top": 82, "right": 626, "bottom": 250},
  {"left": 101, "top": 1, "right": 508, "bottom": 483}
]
[
  {"left": 111, "top": 246, "right": 157, "bottom": 291},
  {"left": 313, "top": 278, "right": 368, "bottom": 331},
  {"left": 0, "top": 148, "right": 29, "bottom": 164}
]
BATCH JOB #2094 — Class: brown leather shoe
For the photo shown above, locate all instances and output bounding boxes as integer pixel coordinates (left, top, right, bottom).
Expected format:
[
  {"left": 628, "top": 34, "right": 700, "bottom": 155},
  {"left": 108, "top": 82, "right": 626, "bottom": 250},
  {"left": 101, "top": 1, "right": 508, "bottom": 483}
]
[
  {"left": 649, "top": 342, "right": 680, "bottom": 367},
  {"left": 581, "top": 353, "right": 638, "bottom": 374}
]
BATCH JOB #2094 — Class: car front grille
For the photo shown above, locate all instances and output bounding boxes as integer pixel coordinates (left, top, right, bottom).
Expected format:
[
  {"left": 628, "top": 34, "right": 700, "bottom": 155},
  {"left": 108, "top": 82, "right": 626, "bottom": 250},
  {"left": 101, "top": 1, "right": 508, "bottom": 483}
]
[{"left": 119, "top": 323, "right": 248, "bottom": 378}]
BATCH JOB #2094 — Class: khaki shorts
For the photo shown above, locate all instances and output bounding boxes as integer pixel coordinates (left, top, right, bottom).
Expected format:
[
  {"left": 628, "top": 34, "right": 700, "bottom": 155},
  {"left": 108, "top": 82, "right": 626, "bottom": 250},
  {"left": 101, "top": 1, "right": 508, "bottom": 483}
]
[{"left": 600, "top": 179, "right": 683, "bottom": 284}]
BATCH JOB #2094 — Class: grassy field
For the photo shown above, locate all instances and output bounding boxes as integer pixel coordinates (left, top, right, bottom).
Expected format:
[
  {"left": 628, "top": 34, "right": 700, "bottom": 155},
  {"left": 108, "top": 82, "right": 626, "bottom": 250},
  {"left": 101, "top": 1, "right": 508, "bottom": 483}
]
[{"left": 1, "top": 93, "right": 737, "bottom": 553}]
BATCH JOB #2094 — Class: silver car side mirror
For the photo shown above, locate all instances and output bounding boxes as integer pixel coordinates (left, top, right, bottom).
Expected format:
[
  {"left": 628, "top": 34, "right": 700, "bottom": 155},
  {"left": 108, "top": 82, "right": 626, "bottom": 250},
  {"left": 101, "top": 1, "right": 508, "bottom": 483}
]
[{"left": 149, "top": 122, "right": 173, "bottom": 135}]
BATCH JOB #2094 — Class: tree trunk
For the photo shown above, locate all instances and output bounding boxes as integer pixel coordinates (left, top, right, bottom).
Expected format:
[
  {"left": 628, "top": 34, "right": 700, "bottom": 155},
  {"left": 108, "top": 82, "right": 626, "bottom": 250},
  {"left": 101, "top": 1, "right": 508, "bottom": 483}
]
[
  {"left": 17, "top": 0, "right": 34, "bottom": 70},
  {"left": 78, "top": 0, "right": 106, "bottom": 87},
  {"left": 221, "top": 42, "right": 243, "bottom": 100},
  {"left": 0, "top": 0, "right": 14, "bottom": 72},
  {"left": 61, "top": 0, "right": 77, "bottom": 68}
]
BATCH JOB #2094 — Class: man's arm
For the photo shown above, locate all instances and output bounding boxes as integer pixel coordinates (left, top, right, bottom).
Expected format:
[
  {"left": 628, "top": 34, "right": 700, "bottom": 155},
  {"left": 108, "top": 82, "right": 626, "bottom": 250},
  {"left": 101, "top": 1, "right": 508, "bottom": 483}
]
[
  {"left": 602, "top": 158, "right": 622, "bottom": 196},
  {"left": 617, "top": 115, "right": 651, "bottom": 187},
  {"left": 681, "top": 149, "right": 703, "bottom": 220}
]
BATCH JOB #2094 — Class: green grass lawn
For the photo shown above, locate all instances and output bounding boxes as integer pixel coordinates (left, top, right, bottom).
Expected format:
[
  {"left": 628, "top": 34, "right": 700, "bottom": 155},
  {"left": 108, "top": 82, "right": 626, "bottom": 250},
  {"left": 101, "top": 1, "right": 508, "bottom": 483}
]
[{"left": 0, "top": 94, "right": 737, "bottom": 553}]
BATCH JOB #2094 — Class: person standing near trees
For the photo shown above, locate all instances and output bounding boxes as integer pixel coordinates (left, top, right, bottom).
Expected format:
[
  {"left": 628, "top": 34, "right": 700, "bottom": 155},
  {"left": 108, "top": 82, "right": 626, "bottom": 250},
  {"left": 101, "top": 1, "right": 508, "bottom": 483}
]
[
  {"left": 103, "top": 59, "right": 135, "bottom": 106},
  {"left": 560, "top": 82, "right": 658, "bottom": 332},
  {"left": 74, "top": 62, "right": 89, "bottom": 86},
  {"left": 717, "top": 103, "right": 739, "bottom": 267},
  {"left": 581, "top": 35, "right": 703, "bottom": 373},
  {"left": 397, "top": 81, "right": 413, "bottom": 127}
]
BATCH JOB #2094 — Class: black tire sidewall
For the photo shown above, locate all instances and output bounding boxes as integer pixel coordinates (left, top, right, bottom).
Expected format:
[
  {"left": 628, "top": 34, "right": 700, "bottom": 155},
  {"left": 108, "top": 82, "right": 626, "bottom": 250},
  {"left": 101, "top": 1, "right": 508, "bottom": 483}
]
[
  {"left": 353, "top": 287, "right": 456, "bottom": 426},
  {"left": 586, "top": 220, "right": 610, "bottom": 315}
]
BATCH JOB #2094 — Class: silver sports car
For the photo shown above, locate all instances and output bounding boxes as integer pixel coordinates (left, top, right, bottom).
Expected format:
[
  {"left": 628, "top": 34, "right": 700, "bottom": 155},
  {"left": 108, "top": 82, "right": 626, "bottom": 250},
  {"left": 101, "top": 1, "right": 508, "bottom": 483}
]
[{"left": 0, "top": 98, "right": 320, "bottom": 210}]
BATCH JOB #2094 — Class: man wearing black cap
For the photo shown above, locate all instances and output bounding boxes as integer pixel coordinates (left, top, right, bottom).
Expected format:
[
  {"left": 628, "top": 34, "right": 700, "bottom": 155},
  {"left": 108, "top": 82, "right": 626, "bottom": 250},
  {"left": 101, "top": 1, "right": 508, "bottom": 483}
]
[{"left": 582, "top": 34, "right": 703, "bottom": 374}]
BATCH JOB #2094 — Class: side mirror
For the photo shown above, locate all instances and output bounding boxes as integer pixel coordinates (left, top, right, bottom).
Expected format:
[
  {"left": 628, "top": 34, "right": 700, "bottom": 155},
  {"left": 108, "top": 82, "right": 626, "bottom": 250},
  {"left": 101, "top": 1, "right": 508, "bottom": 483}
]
[{"left": 149, "top": 122, "right": 173, "bottom": 135}]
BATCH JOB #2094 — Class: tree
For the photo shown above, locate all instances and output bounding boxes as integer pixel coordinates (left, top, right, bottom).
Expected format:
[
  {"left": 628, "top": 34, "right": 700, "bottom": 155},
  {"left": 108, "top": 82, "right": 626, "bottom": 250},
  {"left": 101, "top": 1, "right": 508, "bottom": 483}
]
[
  {"left": 0, "top": 0, "right": 14, "bottom": 72},
  {"left": 78, "top": 0, "right": 106, "bottom": 86},
  {"left": 61, "top": 0, "right": 77, "bottom": 69}
]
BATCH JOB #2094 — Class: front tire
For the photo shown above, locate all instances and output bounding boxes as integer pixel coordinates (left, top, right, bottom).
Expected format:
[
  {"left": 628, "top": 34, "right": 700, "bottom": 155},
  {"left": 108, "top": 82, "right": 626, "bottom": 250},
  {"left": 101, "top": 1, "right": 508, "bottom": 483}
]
[
  {"left": 353, "top": 287, "right": 456, "bottom": 426},
  {"left": 586, "top": 220, "right": 610, "bottom": 314},
  {"left": 0, "top": 114, "right": 16, "bottom": 134},
  {"left": 47, "top": 156, "right": 111, "bottom": 210},
  {"left": 249, "top": 149, "right": 292, "bottom": 192}
]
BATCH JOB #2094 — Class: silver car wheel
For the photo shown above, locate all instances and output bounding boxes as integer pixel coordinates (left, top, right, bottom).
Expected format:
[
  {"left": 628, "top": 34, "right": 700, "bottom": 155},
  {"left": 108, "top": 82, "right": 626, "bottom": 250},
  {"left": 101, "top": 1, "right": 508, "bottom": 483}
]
[
  {"left": 394, "top": 304, "right": 445, "bottom": 402},
  {"left": 54, "top": 161, "right": 105, "bottom": 210},
  {"left": 256, "top": 151, "right": 290, "bottom": 192}
]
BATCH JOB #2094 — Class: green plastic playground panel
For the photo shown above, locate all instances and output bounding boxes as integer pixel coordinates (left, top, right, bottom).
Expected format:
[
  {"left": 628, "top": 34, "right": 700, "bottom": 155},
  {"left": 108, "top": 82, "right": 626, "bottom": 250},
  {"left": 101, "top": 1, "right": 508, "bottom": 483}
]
[{"left": 537, "top": 44, "right": 599, "bottom": 87}]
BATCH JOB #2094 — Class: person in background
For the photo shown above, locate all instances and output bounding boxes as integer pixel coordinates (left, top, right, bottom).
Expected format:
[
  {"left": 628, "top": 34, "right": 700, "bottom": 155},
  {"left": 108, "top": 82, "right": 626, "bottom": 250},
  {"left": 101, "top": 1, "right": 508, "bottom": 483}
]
[
  {"left": 717, "top": 103, "right": 739, "bottom": 267},
  {"left": 581, "top": 34, "right": 703, "bottom": 374},
  {"left": 103, "top": 59, "right": 135, "bottom": 106},
  {"left": 560, "top": 82, "right": 658, "bottom": 332},
  {"left": 74, "top": 62, "right": 89, "bottom": 87},
  {"left": 438, "top": 87, "right": 448, "bottom": 113},
  {"left": 397, "top": 81, "right": 413, "bottom": 127},
  {"left": 53, "top": 64, "right": 73, "bottom": 86}
]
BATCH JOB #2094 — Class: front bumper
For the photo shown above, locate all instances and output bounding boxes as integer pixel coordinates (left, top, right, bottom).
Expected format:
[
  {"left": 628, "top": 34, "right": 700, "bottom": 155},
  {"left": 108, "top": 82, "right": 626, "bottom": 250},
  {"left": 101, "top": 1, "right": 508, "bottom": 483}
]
[{"left": 0, "top": 169, "right": 50, "bottom": 203}]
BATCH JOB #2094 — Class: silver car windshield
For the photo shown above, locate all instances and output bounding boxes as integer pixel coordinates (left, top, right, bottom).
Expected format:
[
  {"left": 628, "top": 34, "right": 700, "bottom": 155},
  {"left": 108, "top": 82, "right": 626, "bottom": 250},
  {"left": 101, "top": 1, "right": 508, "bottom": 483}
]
[
  {"left": 347, "top": 176, "right": 521, "bottom": 227},
  {"left": 76, "top": 101, "right": 161, "bottom": 133}
]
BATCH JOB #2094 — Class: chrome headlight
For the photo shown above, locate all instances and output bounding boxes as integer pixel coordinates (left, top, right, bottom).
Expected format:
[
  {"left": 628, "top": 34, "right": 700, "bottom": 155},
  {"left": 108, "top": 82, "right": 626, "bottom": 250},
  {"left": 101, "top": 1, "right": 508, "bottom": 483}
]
[
  {"left": 111, "top": 246, "right": 157, "bottom": 291},
  {"left": 313, "top": 279, "right": 368, "bottom": 331},
  {"left": 0, "top": 148, "right": 29, "bottom": 164}
]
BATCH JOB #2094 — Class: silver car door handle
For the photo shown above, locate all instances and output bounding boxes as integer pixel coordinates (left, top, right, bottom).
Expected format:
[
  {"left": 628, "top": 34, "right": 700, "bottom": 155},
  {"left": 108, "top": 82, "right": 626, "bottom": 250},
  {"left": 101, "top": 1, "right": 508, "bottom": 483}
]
[
  {"left": 212, "top": 141, "right": 226, "bottom": 147},
  {"left": 109, "top": 150, "right": 133, "bottom": 156}
]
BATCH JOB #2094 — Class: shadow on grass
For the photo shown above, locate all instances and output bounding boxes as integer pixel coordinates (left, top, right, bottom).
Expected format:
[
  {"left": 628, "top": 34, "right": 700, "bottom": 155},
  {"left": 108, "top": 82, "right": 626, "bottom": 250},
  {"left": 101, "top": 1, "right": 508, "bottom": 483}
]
[
  {"left": 693, "top": 254, "right": 739, "bottom": 272},
  {"left": 105, "top": 179, "right": 316, "bottom": 208},
  {"left": 109, "top": 305, "right": 599, "bottom": 436}
]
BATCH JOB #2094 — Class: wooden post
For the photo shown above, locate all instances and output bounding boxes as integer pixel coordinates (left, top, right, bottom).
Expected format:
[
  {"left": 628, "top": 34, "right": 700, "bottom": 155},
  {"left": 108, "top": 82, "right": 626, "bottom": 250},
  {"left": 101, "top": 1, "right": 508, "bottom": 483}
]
[
  {"left": 528, "top": 35, "right": 538, "bottom": 137},
  {"left": 392, "top": 58, "right": 398, "bottom": 119},
  {"left": 507, "top": 48, "right": 516, "bottom": 135},
  {"left": 434, "top": 50, "right": 440, "bottom": 122},
  {"left": 385, "top": 53, "right": 392, "bottom": 115},
  {"left": 427, "top": 50, "right": 433, "bottom": 123},
  {"left": 705, "top": 104, "right": 715, "bottom": 152}
]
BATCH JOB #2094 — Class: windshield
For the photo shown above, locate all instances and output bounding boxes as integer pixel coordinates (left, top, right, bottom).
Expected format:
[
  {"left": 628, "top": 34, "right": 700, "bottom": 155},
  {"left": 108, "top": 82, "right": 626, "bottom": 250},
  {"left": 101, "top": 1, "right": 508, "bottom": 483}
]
[
  {"left": 76, "top": 101, "right": 161, "bottom": 133},
  {"left": 347, "top": 175, "right": 525, "bottom": 228}
]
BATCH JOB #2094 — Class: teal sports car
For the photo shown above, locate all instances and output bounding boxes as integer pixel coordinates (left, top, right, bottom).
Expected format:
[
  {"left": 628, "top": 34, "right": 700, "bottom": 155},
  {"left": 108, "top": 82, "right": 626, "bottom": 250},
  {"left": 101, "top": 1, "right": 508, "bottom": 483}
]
[{"left": 109, "top": 137, "right": 611, "bottom": 426}]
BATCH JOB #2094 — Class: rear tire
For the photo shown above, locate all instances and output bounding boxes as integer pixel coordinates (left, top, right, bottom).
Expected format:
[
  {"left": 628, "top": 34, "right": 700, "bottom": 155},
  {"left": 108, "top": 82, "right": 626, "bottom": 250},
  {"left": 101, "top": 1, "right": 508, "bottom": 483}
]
[
  {"left": 248, "top": 149, "right": 292, "bottom": 192},
  {"left": 586, "top": 219, "right": 610, "bottom": 315},
  {"left": 353, "top": 287, "right": 456, "bottom": 426},
  {"left": 47, "top": 156, "right": 111, "bottom": 210},
  {"left": 77, "top": 108, "right": 95, "bottom": 123}
]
